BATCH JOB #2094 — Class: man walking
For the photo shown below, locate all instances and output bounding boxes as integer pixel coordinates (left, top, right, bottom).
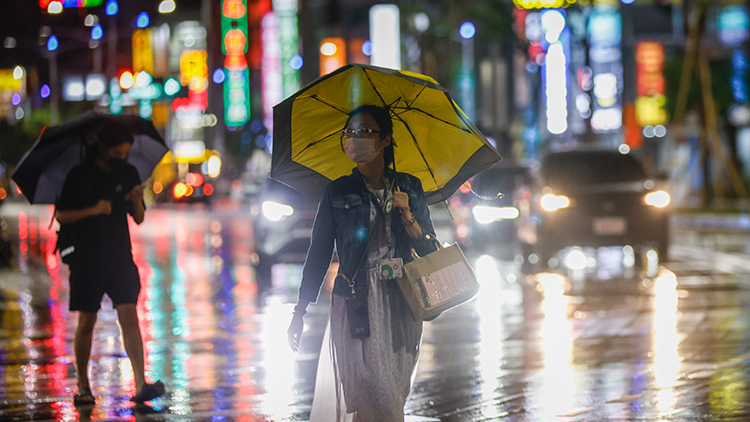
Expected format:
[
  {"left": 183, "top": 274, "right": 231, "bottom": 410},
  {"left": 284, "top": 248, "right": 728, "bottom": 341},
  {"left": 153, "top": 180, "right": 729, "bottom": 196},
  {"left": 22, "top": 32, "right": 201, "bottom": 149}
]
[{"left": 56, "top": 123, "right": 164, "bottom": 406}]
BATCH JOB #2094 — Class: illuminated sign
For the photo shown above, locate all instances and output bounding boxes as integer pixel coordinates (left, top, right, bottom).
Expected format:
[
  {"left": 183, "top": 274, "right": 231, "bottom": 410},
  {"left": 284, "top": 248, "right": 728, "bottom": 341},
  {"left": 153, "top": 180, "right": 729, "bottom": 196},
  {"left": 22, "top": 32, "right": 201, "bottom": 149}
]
[
  {"left": 731, "top": 50, "right": 749, "bottom": 104},
  {"left": 635, "top": 41, "right": 667, "bottom": 126},
  {"left": 40, "top": 0, "right": 103, "bottom": 8},
  {"left": 132, "top": 29, "right": 154, "bottom": 74},
  {"left": 222, "top": 0, "right": 249, "bottom": 55},
  {"left": 718, "top": 6, "right": 749, "bottom": 46},
  {"left": 369, "top": 5, "right": 400, "bottom": 69},
  {"left": 513, "top": 0, "right": 576, "bottom": 9},
  {"left": 85, "top": 74, "right": 107, "bottom": 100},
  {"left": 588, "top": 6, "right": 622, "bottom": 133},
  {"left": 62, "top": 76, "right": 85, "bottom": 101},
  {"left": 320, "top": 37, "right": 346, "bottom": 76},
  {"left": 262, "top": 12, "right": 282, "bottom": 134},
  {"left": 179, "top": 49, "right": 208, "bottom": 86},
  {"left": 274, "top": 0, "right": 301, "bottom": 98},
  {"left": 109, "top": 77, "right": 122, "bottom": 114},
  {"left": 128, "top": 83, "right": 162, "bottom": 100},
  {"left": 222, "top": 0, "right": 250, "bottom": 126},
  {"left": 0, "top": 68, "right": 26, "bottom": 120},
  {"left": 542, "top": 10, "right": 568, "bottom": 135},
  {"left": 0, "top": 69, "right": 24, "bottom": 93}
]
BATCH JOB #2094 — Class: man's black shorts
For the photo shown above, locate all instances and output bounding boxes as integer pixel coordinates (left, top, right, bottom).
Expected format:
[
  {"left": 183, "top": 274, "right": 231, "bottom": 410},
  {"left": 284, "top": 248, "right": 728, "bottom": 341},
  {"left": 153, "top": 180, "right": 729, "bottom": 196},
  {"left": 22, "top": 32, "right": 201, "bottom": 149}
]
[{"left": 68, "top": 259, "right": 141, "bottom": 312}]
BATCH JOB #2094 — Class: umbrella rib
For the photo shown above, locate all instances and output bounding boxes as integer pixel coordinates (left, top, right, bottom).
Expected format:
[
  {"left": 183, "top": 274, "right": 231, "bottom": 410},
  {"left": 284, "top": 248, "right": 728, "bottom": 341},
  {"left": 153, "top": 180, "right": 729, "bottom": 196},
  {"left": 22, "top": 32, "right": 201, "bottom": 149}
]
[
  {"left": 291, "top": 95, "right": 350, "bottom": 158},
  {"left": 390, "top": 110, "right": 440, "bottom": 190},
  {"left": 308, "top": 94, "right": 351, "bottom": 115},
  {"left": 363, "top": 68, "right": 396, "bottom": 111},
  {"left": 392, "top": 107, "right": 473, "bottom": 134}
]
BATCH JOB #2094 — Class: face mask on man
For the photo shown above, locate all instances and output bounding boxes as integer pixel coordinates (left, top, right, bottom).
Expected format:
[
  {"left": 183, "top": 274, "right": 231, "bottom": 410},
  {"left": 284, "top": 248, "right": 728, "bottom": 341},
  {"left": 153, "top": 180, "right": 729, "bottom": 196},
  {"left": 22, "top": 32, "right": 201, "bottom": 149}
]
[
  {"left": 106, "top": 156, "right": 128, "bottom": 170},
  {"left": 344, "top": 138, "right": 381, "bottom": 165}
]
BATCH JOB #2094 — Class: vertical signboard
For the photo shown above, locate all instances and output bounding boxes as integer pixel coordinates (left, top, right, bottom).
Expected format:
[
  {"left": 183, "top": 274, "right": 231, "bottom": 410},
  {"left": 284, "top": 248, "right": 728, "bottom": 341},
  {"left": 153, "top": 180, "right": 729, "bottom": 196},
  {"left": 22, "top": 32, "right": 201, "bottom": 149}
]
[
  {"left": 273, "top": 0, "right": 301, "bottom": 98},
  {"left": 222, "top": 0, "right": 250, "bottom": 126},
  {"left": 587, "top": 6, "right": 623, "bottom": 134},
  {"left": 132, "top": 29, "right": 154, "bottom": 74},
  {"left": 634, "top": 41, "right": 667, "bottom": 127},
  {"left": 319, "top": 37, "right": 346, "bottom": 76},
  {"left": 261, "top": 12, "right": 281, "bottom": 135},
  {"left": 369, "top": 5, "right": 400, "bottom": 70}
]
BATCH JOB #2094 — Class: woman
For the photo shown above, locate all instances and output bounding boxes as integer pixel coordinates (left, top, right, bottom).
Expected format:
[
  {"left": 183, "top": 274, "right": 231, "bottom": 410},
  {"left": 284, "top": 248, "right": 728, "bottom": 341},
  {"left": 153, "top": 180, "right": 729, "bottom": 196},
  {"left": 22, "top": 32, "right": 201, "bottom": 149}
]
[
  {"left": 287, "top": 105, "right": 438, "bottom": 421},
  {"left": 56, "top": 123, "right": 164, "bottom": 405}
]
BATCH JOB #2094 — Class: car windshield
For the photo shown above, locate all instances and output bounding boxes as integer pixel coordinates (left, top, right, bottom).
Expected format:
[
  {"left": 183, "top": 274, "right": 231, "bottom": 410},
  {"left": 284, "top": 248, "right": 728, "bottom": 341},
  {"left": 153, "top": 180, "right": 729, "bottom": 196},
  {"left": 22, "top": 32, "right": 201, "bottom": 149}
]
[
  {"left": 470, "top": 167, "right": 530, "bottom": 198},
  {"left": 542, "top": 151, "right": 647, "bottom": 187}
]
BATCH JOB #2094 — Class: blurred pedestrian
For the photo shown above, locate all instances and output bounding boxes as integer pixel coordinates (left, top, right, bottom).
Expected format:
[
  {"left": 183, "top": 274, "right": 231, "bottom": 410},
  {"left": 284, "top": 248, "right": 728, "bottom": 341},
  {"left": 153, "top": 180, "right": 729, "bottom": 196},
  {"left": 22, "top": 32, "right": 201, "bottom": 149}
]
[
  {"left": 287, "top": 105, "right": 439, "bottom": 421},
  {"left": 55, "top": 122, "right": 164, "bottom": 406}
]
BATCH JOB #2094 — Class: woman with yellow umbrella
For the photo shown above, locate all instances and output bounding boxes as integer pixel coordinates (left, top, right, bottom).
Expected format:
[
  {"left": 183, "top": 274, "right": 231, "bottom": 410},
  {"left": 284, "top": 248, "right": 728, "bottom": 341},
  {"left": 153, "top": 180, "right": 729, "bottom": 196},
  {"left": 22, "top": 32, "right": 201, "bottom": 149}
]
[
  {"left": 287, "top": 104, "right": 439, "bottom": 421},
  {"left": 276, "top": 64, "right": 501, "bottom": 421}
]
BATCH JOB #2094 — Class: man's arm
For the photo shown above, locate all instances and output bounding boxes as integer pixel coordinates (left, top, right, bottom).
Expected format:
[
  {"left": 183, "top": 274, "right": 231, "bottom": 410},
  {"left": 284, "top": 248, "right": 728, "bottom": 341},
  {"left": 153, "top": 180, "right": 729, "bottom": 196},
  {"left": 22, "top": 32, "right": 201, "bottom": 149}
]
[
  {"left": 56, "top": 200, "right": 112, "bottom": 225},
  {"left": 125, "top": 185, "right": 145, "bottom": 225}
]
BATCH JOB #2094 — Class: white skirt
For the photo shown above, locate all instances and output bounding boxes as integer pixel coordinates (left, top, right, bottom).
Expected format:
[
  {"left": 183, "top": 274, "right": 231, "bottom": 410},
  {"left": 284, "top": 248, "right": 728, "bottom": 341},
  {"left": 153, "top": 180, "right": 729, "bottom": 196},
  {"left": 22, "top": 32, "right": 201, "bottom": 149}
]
[{"left": 310, "top": 266, "right": 423, "bottom": 422}]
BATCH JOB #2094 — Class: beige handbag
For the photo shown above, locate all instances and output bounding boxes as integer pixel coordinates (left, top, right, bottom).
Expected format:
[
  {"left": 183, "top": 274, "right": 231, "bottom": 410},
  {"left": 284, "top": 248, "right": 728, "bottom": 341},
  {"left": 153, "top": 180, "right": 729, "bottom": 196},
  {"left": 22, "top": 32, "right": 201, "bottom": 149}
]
[{"left": 397, "top": 241, "right": 479, "bottom": 321}]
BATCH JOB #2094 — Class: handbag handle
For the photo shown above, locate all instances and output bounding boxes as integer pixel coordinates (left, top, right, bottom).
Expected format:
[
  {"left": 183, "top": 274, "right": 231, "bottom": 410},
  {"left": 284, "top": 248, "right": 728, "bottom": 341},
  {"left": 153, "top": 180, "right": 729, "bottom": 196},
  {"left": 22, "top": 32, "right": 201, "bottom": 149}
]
[{"left": 409, "top": 236, "right": 443, "bottom": 260}]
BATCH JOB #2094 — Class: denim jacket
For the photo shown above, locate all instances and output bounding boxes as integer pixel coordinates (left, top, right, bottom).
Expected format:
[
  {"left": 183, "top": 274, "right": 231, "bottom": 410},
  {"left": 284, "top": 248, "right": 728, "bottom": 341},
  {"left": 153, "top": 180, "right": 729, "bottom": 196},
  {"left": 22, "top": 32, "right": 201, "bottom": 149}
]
[{"left": 298, "top": 167, "right": 439, "bottom": 303}]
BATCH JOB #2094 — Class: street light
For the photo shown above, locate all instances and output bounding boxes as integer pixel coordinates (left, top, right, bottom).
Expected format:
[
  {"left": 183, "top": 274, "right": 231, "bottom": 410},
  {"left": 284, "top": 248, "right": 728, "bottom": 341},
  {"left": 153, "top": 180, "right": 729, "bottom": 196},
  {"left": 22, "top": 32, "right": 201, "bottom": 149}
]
[
  {"left": 46, "top": 36, "right": 60, "bottom": 123},
  {"left": 458, "top": 22, "right": 475, "bottom": 121},
  {"left": 159, "top": 0, "right": 176, "bottom": 14},
  {"left": 105, "top": 0, "right": 118, "bottom": 16},
  {"left": 48, "top": 1, "right": 63, "bottom": 14}
]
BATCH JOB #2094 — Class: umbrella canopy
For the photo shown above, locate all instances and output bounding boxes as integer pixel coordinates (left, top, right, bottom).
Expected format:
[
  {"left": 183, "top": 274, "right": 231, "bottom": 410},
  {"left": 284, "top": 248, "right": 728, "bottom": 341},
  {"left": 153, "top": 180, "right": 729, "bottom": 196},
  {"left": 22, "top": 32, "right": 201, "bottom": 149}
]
[
  {"left": 272, "top": 64, "right": 501, "bottom": 205},
  {"left": 11, "top": 110, "right": 168, "bottom": 204}
]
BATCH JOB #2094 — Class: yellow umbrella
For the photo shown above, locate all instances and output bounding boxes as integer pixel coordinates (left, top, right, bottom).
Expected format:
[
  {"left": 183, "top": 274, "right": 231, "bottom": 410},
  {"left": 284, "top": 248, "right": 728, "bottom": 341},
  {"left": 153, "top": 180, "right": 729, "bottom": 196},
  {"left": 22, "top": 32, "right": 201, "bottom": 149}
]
[{"left": 272, "top": 64, "right": 501, "bottom": 204}]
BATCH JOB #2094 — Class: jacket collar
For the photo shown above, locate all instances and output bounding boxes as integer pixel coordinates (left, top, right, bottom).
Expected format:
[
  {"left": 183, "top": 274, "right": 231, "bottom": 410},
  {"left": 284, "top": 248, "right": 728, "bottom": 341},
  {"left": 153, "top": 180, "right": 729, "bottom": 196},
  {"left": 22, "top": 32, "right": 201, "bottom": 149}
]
[{"left": 351, "top": 166, "right": 397, "bottom": 188}]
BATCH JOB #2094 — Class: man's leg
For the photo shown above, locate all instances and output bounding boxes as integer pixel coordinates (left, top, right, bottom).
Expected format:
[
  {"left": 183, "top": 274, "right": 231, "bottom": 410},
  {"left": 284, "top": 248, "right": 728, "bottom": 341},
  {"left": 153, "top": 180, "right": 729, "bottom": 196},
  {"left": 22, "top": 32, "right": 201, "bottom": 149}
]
[
  {"left": 75, "top": 311, "right": 98, "bottom": 391},
  {"left": 115, "top": 303, "right": 146, "bottom": 392}
]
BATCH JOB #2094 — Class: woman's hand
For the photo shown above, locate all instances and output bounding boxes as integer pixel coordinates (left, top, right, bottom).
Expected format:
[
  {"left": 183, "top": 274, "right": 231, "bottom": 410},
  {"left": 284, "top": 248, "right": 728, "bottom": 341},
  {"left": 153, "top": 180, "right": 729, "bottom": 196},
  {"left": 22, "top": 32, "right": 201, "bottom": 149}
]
[
  {"left": 394, "top": 187, "right": 423, "bottom": 238},
  {"left": 287, "top": 313, "right": 305, "bottom": 352},
  {"left": 393, "top": 187, "right": 411, "bottom": 217}
]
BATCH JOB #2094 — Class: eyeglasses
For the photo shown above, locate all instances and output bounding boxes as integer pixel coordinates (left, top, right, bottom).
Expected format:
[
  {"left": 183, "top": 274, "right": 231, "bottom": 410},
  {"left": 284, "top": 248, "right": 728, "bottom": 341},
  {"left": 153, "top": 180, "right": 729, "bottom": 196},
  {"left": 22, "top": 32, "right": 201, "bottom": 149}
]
[{"left": 340, "top": 127, "right": 381, "bottom": 138}]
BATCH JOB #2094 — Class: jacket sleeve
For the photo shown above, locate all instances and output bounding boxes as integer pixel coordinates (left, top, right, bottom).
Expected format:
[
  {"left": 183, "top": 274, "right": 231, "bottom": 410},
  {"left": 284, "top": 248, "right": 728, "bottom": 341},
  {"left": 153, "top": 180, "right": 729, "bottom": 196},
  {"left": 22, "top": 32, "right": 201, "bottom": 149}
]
[
  {"left": 407, "top": 177, "right": 439, "bottom": 257},
  {"left": 298, "top": 183, "right": 337, "bottom": 303}
]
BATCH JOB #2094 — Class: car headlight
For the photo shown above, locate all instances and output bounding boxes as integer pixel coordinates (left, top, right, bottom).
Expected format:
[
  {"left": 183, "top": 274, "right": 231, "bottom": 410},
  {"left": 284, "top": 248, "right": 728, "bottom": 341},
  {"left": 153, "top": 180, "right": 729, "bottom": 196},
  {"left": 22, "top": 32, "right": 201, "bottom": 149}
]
[
  {"left": 540, "top": 194, "right": 570, "bottom": 212},
  {"left": 262, "top": 201, "right": 294, "bottom": 221},
  {"left": 472, "top": 206, "right": 519, "bottom": 224},
  {"left": 644, "top": 190, "right": 670, "bottom": 208}
]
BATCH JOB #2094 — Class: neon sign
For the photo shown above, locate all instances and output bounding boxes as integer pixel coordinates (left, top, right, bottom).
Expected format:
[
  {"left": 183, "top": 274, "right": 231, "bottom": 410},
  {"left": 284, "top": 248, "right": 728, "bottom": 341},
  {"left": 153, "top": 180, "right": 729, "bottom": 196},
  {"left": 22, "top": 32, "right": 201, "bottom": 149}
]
[
  {"left": 222, "top": 0, "right": 250, "bottom": 126},
  {"left": 635, "top": 41, "right": 667, "bottom": 127}
]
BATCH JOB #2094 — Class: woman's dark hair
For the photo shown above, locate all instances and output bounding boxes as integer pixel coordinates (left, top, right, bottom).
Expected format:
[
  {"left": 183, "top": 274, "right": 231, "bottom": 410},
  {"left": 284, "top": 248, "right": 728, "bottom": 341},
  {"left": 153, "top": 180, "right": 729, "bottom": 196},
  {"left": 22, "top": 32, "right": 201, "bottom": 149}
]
[{"left": 344, "top": 105, "right": 396, "bottom": 166}]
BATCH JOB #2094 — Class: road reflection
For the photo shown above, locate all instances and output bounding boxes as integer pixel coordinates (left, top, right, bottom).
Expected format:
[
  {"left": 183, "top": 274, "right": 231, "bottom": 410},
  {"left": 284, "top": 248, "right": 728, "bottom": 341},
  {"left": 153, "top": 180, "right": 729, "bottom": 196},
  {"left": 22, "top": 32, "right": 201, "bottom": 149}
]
[
  {"left": 4, "top": 205, "right": 750, "bottom": 421},
  {"left": 536, "top": 272, "right": 576, "bottom": 418},
  {"left": 652, "top": 270, "right": 680, "bottom": 418}
]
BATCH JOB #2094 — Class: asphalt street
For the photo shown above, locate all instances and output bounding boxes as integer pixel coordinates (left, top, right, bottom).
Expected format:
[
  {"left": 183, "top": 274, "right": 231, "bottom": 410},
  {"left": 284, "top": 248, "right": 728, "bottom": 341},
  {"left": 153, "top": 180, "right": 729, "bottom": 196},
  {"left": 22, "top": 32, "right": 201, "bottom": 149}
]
[{"left": 1, "top": 203, "right": 750, "bottom": 421}]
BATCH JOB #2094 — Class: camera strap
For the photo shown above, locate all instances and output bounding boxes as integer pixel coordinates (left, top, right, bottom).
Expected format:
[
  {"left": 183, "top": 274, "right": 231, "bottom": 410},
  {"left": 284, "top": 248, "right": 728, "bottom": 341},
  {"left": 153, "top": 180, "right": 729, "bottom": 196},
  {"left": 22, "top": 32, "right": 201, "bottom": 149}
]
[{"left": 339, "top": 217, "right": 380, "bottom": 297}]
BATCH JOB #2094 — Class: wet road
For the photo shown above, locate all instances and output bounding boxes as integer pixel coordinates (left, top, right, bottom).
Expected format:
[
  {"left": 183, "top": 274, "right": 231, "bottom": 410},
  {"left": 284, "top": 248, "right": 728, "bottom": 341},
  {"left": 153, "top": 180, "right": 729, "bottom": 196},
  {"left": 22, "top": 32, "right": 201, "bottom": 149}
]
[{"left": 1, "top": 203, "right": 750, "bottom": 421}]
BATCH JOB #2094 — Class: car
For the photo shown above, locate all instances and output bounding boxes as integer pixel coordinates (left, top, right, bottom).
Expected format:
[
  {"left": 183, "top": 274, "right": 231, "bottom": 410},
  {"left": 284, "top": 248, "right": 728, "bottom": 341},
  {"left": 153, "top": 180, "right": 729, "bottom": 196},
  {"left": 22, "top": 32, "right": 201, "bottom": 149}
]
[
  {"left": 535, "top": 149, "right": 670, "bottom": 269},
  {"left": 449, "top": 164, "right": 535, "bottom": 260},
  {"left": 251, "top": 178, "right": 318, "bottom": 287}
]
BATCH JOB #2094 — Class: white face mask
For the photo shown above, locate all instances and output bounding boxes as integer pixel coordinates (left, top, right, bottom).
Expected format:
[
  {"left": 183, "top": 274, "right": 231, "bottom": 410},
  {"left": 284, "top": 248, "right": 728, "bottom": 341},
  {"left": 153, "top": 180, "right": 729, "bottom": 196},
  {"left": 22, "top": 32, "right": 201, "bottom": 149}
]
[{"left": 344, "top": 138, "right": 380, "bottom": 165}]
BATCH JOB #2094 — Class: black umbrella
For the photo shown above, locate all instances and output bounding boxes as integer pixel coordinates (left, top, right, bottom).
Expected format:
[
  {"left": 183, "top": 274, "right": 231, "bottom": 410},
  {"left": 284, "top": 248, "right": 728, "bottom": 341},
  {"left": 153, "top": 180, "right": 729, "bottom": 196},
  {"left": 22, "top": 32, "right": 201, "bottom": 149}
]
[{"left": 11, "top": 111, "right": 169, "bottom": 204}]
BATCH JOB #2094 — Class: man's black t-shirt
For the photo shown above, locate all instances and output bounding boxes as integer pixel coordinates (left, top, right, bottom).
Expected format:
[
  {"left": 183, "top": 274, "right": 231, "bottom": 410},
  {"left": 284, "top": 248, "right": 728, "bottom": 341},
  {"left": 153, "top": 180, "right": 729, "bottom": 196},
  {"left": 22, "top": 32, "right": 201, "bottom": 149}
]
[{"left": 56, "top": 158, "right": 142, "bottom": 268}]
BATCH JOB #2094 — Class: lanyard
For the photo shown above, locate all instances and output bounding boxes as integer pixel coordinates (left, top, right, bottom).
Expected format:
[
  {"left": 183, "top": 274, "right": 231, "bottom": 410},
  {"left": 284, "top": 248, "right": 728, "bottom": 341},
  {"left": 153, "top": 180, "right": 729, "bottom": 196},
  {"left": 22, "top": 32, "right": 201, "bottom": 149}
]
[{"left": 363, "top": 175, "right": 394, "bottom": 257}]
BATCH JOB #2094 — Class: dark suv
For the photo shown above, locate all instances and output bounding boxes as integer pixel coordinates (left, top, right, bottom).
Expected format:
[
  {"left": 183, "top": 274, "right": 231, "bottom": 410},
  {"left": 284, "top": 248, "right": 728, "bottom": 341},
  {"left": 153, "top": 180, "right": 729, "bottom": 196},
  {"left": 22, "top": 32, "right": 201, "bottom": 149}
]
[
  {"left": 536, "top": 149, "right": 670, "bottom": 267},
  {"left": 252, "top": 178, "right": 318, "bottom": 287}
]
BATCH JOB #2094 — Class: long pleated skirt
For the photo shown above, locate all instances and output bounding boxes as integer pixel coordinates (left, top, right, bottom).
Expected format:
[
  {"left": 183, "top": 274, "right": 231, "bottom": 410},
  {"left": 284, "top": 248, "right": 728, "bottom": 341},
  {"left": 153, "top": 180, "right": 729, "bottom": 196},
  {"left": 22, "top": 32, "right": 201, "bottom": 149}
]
[{"left": 310, "top": 238, "right": 423, "bottom": 421}]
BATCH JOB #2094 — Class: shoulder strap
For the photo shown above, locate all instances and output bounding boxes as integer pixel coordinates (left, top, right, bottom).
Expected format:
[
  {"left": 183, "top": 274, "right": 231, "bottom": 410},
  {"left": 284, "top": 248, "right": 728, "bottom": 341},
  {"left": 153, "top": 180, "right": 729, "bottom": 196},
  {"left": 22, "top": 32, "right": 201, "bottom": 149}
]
[{"left": 339, "top": 216, "right": 380, "bottom": 297}]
